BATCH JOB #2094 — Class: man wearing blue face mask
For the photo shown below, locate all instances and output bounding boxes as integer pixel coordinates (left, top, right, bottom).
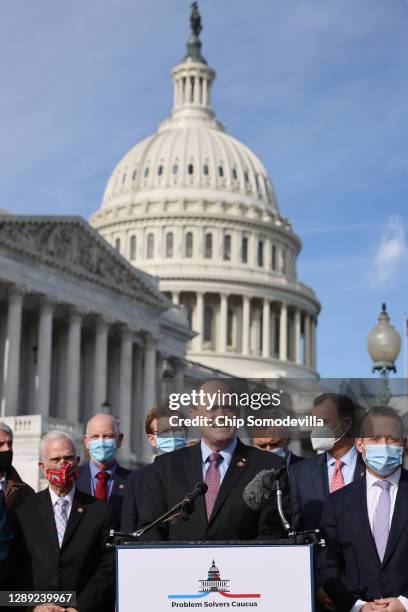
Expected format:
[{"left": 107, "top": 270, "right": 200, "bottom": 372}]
[
  {"left": 121, "top": 402, "right": 189, "bottom": 533},
  {"left": 77, "top": 413, "right": 130, "bottom": 529},
  {"left": 319, "top": 405, "right": 408, "bottom": 612}
]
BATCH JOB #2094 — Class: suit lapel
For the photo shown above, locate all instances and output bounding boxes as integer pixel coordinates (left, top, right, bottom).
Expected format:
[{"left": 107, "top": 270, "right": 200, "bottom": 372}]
[
  {"left": 313, "top": 452, "right": 329, "bottom": 498},
  {"left": 382, "top": 472, "right": 408, "bottom": 567},
  {"left": 208, "top": 440, "right": 250, "bottom": 526},
  {"left": 77, "top": 463, "right": 92, "bottom": 495},
  {"left": 353, "top": 473, "right": 381, "bottom": 564},
  {"left": 61, "top": 490, "right": 86, "bottom": 549},
  {"left": 182, "top": 445, "right": 207, "bottom": 527},
  {"left": 110, "top": 468, "right": 127, "bottom": 498},
  {"left": 37, "top": 489, "right": 60, "bottom": 552}
]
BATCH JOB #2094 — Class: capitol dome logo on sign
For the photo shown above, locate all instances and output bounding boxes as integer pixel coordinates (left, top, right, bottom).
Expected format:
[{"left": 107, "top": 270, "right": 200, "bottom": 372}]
[{"left": 168, "top": 559, "right": 261, "bottom": 604}]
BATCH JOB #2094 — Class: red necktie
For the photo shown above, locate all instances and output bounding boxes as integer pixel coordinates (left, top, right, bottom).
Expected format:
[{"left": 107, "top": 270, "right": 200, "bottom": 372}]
[
  {"left": 330, "top": 459, "right": 345, "bottom": 492},
  {"left": 95, "top": 471, "right": 109, "bottom": 501},
  {"left": 204, "top": 452, "right": 223, "bottom": 519}
]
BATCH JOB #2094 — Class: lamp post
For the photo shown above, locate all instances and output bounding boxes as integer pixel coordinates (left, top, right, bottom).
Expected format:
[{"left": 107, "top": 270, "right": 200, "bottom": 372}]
[{"left": 367, "top": 303, "right": 401, "bottom": 404}]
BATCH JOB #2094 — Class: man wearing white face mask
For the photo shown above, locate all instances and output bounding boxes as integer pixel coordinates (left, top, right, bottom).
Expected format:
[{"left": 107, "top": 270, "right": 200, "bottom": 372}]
[
  {"left": 77, "top": 413, "right": 130, "bottom": 530},
  {"left": 290, "top": 393, "right": 362, "bottom": 611},
  {"left": 318, "top": 406, "right": 408, "bottom": 612}
]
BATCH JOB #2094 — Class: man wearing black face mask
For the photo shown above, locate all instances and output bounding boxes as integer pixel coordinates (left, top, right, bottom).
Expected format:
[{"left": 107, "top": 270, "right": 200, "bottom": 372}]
[{"left": 0, "top": 422, "right": 34, "bottom": 511}]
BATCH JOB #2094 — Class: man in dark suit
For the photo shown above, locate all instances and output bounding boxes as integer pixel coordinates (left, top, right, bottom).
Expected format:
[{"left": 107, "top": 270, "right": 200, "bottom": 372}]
[
  {"left": 77, "top": 413, "right": 130, "bottom": 529},
  {"left": 121, "top": 401, "right": 188, "bottom": 533},
  {"left": 318, "top": 405, "right": 408, "bottom": 612},
  {"left": 9, "top": 430, "right": 115, "bottom": 612},
  {"left": 137, "top": 381, "right": 282, "bottom": 541},
  {"left": 0, "top": 421, "right": 34, "bottom": 511},
  {"left": 251, "top": 409, "right": 304, "bottom": 466}
]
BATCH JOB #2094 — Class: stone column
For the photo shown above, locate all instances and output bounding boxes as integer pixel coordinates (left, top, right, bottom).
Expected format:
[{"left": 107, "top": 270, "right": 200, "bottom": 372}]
[
  {"left": 172, "top": 291, "right": 180, "bottom": 306},
  {"left": 295, "top": 308, "right": 301, "bottom": 365},
  {"left": 119, "top": 328, "right": 133, "bottom": 455},
  {"left": 66, "top": 309, "right": 82, "bottom": 423},
  {"left": 2, "top": 288, "right": 24, "bottom": 416},
  {"left": 140, "top": 335, "right": 157, "bottom": 463},
  {"left": 173, "top": 358, "right": 185, "bottom": 394},
  {"left": 219, "top": 293, "right": 228, "bottom": 353},
  {"left": 156, "top": 353, "right": 164, "bottom": 403},
  {"left": 242, "top": 296, "right": 250, "bottom": 356},
  {"left": 195, "top": 292, "right": 204, "bottom": 351},
  {"left": 311, "top": 317, "right": 317, "bottom": 370},
  {"left": 304, "top": 313, "right": 311, "bottom": 367},
  {"left": 279, "top": 302, "right": 288, "bottom": 361},
  {"left": 36, "top": 299, "right": 54, "bottom": 416},
  {"left": 262, "top": 298, "right": 271, "bottom": 358},
  {"left": 93, "top": 318, "right": 109, "bottom": 410}
]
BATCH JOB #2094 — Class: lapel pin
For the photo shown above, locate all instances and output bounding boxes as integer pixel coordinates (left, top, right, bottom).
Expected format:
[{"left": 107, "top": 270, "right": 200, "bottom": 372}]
[
  {"left": 119, "top": 483, "right": 125, "bottom": 490},
  {"left": 237, "top": 459, "right": 246, "bottom": 467},
  {"left": 77, "top": 507, "right": 85, "bottom": 513}
]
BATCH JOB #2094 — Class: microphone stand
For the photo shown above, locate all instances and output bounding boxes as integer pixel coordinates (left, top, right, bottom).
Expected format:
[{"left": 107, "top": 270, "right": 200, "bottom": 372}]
[
  {"left": 108, "top": 484, "right": 207, "bottom": 546},
  {"left": 273, "top": 470, "right": 325, "bottom": 548}
]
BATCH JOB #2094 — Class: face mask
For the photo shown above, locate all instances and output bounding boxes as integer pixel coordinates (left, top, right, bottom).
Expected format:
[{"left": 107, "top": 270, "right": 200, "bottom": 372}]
[
  {"left": 310, "top": 424, "right": 344, "bottom": 453},
  {"left": 363, "top": 444, "right": 403, "bottom": 477},
  {"left": 156, "top": 436, "right": 186, "bottom": 454},
  {"left": 89, "top": 439, "right": 117, "bottom": 464},
  {"left": 0, "top": 450, "right": 13, "bottom": 472},
  {"left": 270, "top": 447, "right": 286, "bottom": 459},
  {"left": 45, "top": 461, "right": 79, "bottom": 488}
]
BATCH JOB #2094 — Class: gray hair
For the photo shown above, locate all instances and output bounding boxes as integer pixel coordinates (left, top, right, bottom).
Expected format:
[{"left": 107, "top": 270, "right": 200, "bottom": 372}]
[
  {"left": 0, "top": 422, "right": 13, "bottom": 440},
  {"left": 40, "top": 430, "right": 77, "bottom": 461},
  {"left": 85, "top": 413, "right": 121, "bottom": 437}
]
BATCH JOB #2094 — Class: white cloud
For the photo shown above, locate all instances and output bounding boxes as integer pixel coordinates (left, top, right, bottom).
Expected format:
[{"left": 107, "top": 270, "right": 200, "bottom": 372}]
[{"left": 372, "top": 215, "right": 408, "bottom": 285}]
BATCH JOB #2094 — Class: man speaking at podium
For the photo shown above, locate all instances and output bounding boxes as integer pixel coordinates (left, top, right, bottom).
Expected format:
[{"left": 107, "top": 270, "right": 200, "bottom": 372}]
[{"left": 138, "top": 380, "right": 282, "bottom": 541}]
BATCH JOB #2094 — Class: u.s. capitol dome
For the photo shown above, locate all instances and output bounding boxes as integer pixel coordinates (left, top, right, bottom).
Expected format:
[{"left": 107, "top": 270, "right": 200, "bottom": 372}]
[{"left": 90, "top": 6, "right": 320, "bottom": 379}]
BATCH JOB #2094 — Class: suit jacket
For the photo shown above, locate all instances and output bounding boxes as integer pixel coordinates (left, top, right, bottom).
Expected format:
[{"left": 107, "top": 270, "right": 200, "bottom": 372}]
[
  {"left": 137, "top": 438, "right": 282, "bottom": 541},
  {"left": 77, "top": 461, "right": 130, "bottom": 529},
  {"left": 318, "top": 469, "right": 408, "bottom": 611},
  {"left": 289, "top": 449, "right": 364, "bottom": 530},
  {"left": 120, "top": 464, "right": 152, "bottom": 533},
  {"left": 4, "top": 466, "right": 34, "bottom": 512},
  {"left": 288, "top": 452, "right": 303, "bottom": 467},
  {"left": 9, "top": 488, "right": 115, "bottom": 612}
]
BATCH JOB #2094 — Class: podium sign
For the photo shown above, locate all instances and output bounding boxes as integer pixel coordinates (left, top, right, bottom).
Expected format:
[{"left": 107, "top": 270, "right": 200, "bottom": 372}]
[{"left": 117, "top": 544, "right": 314, "bottom": 611}]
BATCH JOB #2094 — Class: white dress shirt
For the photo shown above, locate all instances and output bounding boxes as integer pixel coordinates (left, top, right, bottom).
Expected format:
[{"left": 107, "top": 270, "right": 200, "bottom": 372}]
[
  {"left": 49, "top": 485, "right": 75, "bottom": 521},
  {"left": 351, "top": 468, "right": 407, "bottom": 612},
  {"left": 201, "top": 437, "right": 237, "bottom": 483}
]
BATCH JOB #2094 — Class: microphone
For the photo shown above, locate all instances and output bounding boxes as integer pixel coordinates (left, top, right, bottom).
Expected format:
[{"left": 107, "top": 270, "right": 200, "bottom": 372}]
[
  {"left": 184, "top": 482, "right": 208, "bottom": 504},
  {"left": 243, "top": 466, "right": 286, "bottom": 511}
]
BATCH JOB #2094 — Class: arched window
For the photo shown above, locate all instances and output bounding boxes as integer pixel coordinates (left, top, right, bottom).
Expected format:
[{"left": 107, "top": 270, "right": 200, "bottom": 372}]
[
  {"left": 204, "top": 306, "right": 213, "bottom": 342},
  {"left": 158, "top": 165, "right": 164, "bottom": 176},
  {"left": 271, "top": 244, "right": 277, "bottom": 271},
  {"left": 172, "top": 163, "right": 178, "bottom": 175},
  {"left": 218, "top": 166, "right": 224, "bottom": 178},
  {"left": 115, "top": 238, "right": 121, "bottom": 253},
  {"left": 257, "top": 240, "right": 264, "bottom": 267},
  {"left": 122, "top": 173, "right": 127, "bottom": 184},
  {"left": 165, "top": 232, "right": 174, "bottom": 258},
  {"left": 241, "top": 237, "right": 248, "bottom": 263},
  {"left": 185, "top": 232, "right": 193, "bottom": 258},
  {"left": 227, "top": 307, "right": 234, "bottom": 347},
  {"left": 188, "top": 163, "right": 194, "bottom": 175},
  {"left": 232, "top": 168, "right": 238, "bottom": 180},
  {"left": 147, "top": 233, "right": 154, "bottom": 259},
  {"left": 205, "top": 233, "right": 213, "bottom": 259},
  {"left": 144, "top": 167, "right": 149, "bottom": 178},
  {"left": 203, "top": 164, "right": 209, "bottom": 176},
  {"left": 244, "top": 170, "right": 250, "bottom": 183},
  {"left": 282, "top": 248, "right": 287, "bottom": 274},
  {"left": 130, "top": 236, "right": 136, "bottom": 261},
  {"left": 223, "top": 234, "right": 231, "bottom": 261},
  {"left": 132, "top": 169, "right": 137, "bottom": 180}
]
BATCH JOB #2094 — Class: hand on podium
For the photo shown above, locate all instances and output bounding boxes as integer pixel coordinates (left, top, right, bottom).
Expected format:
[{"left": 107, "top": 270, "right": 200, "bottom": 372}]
[{"left": 316, "top": 587, "right": 335, "bottom": 611}]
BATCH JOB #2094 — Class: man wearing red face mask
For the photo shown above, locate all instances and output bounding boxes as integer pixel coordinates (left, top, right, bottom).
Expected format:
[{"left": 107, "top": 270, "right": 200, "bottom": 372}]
[{"left": 8, "top": 431, "right": 115, "bottom": 612}]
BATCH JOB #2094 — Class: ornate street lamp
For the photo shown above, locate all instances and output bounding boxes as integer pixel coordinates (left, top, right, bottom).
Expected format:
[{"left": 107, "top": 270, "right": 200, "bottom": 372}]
[{"left": 367, "top": 303, "right": 401, "bottom": 404}]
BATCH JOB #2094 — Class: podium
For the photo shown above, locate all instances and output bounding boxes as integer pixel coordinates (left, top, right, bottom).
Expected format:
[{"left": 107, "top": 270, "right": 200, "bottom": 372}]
[{"left": 116, "top": 541, "right": 315, "bottom": 611}]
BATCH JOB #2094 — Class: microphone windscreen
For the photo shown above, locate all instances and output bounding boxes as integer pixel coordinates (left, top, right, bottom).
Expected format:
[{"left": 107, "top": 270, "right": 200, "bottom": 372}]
[{"left": 243, "top": 469, "right": 274, "bottom": 511}]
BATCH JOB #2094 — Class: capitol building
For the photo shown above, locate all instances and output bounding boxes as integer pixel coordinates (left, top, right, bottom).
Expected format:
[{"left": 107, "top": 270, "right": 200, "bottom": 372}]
[
  {"left": 90, "top": 6, "right": 320, "bottom": 380},
  {"left": 0, "top": 6, "right": 320, "bottom": 487}
]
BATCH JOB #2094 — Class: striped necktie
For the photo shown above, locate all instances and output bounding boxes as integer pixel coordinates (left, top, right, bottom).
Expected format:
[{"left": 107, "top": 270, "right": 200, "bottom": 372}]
[{"left": 54, "top": 498, "right": 69, "bottom": 547}]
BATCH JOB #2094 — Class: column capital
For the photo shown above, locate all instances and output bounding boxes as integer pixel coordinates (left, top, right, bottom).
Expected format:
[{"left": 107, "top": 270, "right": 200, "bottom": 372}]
[
  {"left": 67, "top": 306, "right": 83, "bottom": 323},
  {"left": 95, "top": 315, "right": 112, "bottom": 331},
  {"left": 8, "top": 284, "right": 25, "bottom": 302},
  {"left": 38, "top": 295, "right": 56, "bottom": 312}
]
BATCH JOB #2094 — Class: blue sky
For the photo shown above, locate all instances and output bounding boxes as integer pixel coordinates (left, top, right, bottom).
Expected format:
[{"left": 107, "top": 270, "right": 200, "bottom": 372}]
[{"left": 1, "top": 0, "right": 407, "bottom": 378}]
